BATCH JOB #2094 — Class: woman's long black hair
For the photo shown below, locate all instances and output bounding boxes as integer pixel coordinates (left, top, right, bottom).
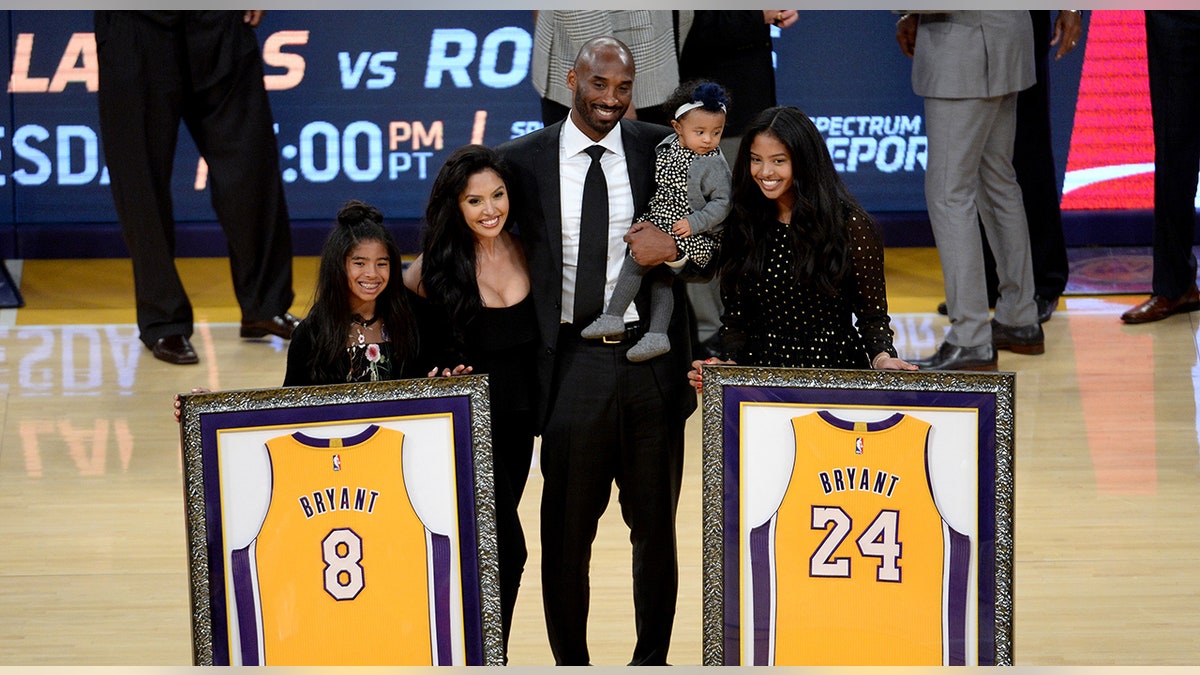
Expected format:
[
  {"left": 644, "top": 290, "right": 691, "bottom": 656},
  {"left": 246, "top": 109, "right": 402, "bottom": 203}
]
[
  {"left": 419, "top": 144, "right": 514, "bottom": 347},
  {"left": 303, "top": 199, "right": 416, "bottom": 382},
  {"left": 719, "top": 105, "right": 873, "bottom": 298}
]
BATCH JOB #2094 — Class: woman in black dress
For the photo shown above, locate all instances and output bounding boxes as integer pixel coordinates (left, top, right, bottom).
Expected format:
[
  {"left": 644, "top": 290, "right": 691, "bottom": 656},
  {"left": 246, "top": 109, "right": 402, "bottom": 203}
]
[
  {"left": 283, "top": 200, "right": 429, "bottom": 386},
  {"left": 403, "top": 145, "right": 537, "bottom": 661},
  {"left": 689, "top": 106, "right": 916, "bottom": 391}
]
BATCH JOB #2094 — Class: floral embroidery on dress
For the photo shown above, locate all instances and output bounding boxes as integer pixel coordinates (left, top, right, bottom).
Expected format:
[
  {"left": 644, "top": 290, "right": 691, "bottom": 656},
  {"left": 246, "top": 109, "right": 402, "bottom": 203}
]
[
  {"left": 346, "top": 325, "right": 391, "bottom": 382},
  {"left": 364, "top": 343, "right": 382, "bottom": 380}
]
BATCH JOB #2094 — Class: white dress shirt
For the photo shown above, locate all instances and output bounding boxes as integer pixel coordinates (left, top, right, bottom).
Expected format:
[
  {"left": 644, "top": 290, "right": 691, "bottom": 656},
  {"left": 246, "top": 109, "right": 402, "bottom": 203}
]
[{"left": 558, "top": 118, "right": 639, "bottom": 324}]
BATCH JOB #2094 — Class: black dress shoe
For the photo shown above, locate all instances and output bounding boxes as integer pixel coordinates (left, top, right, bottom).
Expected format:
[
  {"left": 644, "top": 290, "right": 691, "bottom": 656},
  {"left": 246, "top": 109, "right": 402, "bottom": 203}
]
[
  {"left": 1120, "top": 284, "right": 1200, "bottom": 324},
  {"left": 991, "top": 319, "right": 1045, "bottom": 355},
  {"left": 912, "top": 341, "right": 997, "bottom": 371},
  {"left": 1035, "top": 295, "right": 1057, "bottom": 323},
  {"left": 151, "top": 335, "right": 199, "bottom": 365},
  {"left": 240, "top": 312, "right": 301, "bottom": 339}
]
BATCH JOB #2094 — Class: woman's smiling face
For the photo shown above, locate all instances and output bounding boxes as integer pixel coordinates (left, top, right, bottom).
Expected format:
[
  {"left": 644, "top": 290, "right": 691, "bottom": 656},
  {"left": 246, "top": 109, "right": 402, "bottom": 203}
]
[
  {"left": 459, "top": 168, "right": 509, "bottom": 241},
  {"left": 748, "top": 131, "right": 795, "bottom": 214}
]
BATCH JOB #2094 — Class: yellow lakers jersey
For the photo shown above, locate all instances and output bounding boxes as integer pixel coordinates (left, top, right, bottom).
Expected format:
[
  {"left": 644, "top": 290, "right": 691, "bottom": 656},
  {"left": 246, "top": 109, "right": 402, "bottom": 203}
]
[
  {"left": 771, "top": 411, "right": 949, "bottom": 665},
  {"left": 251, "top": 425, "right": 432, "bottom": 665}
]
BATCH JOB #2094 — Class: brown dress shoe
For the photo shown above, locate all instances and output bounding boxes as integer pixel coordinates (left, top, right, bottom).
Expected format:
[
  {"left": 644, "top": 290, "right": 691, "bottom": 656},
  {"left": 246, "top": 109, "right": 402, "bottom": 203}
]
[
  {"left": 912, "top": 341, "right": 998, "bottom": 371},
  {"left": 1120, "top": 285, "right": 1200, "bottom": 324},
  {"left": 991, "top": 319, "right": 1045, "bottom": 355},
  {"left": 240, "top": 312, "right": 301, "bottom": 339},
  {"left": 151, "top": 335, "right": 199, "bottom": 365}
]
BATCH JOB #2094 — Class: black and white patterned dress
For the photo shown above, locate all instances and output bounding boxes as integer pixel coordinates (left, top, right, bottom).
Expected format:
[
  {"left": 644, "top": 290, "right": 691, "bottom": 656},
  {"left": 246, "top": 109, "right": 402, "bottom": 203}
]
[{"left": 636, "top": 136, "right": 723, "bottom": 267}]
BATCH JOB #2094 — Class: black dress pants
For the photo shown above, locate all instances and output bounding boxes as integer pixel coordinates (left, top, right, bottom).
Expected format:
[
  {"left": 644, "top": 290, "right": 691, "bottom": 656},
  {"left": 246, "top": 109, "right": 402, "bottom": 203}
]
[
  {"left": 1145, "top": 10, "right": 1200, "bottom": 299},
  {"left": 95, "top": 10, "right": 294, "bottom": 346},
  {"left": 539, "top": 327, "right": 684, "bottom": 665}
]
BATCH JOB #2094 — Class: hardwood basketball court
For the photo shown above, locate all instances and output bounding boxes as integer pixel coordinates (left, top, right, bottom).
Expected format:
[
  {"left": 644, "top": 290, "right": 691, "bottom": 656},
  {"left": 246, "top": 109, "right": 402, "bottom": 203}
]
[{"left": 1, "top": 249, "right": 1198, "bottom": 665}]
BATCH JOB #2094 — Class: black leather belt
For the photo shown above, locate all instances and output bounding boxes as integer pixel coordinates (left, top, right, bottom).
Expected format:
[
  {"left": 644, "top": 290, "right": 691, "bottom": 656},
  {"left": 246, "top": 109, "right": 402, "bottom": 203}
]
[{"left": 561, "top": 321, "right": 645, "bottom": 345}]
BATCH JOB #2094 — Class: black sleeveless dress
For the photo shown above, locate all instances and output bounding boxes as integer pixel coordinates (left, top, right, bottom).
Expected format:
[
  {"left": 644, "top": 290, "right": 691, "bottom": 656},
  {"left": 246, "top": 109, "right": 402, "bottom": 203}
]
[{"left": 407, "top": 288, "right": 537, "bottom": 652}]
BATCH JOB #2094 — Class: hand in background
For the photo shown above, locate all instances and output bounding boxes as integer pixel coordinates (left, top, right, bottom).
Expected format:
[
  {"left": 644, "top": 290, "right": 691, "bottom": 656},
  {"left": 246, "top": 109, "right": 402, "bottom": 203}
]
[
  {"left": 1052, "top": 10, "right": 1084, "bottom": 60},
  {"left": 427, "top": 364, "right": 474, "bottom": 378},
  {"left": 895, "top": 14, "right": 918, "bottom": 58},
  {"left": 687, "top": 357, "right": 736, "bottom": 393},
  {"left": 173, "top": 388, "right": 211, "bottom": 424},
  {"left": 873, "top": 354, "right": 919, "bottom": 371},
  {"left": 763, "top": 10, "right": 798, "bottom": 29}
]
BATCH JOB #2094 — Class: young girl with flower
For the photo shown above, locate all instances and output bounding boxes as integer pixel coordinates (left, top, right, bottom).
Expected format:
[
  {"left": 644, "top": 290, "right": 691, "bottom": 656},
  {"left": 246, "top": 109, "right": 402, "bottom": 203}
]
[
  {"left": 283, "top": 200, "right": 429, "bottom": 385},
  {"left": 174, "top": 201, "right": 453, "bottom": 422}
]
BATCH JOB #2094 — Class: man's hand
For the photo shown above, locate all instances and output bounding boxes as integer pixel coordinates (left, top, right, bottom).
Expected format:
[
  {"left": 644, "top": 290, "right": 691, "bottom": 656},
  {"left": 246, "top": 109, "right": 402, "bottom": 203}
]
[
  {"left": 624, "top": 221, "right": 679, "bottom": 267},
  {"left": 243, "top": 10, "right": 265, "bottom": 27},
  {"left": 763, "top": 10, "right": 798, "bottom": 28},
  {"left": 1051, "top": 10, "right": 1084, "bottom": 60},
  {"left": 896, "top": 13, "right": 918, "bottom": 58}
]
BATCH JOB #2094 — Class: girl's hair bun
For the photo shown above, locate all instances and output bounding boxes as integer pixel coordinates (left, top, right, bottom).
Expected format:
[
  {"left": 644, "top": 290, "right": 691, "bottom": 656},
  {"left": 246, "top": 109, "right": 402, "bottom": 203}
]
[{"left": 337, "top": 199, "right": 383, "bottom": 227}]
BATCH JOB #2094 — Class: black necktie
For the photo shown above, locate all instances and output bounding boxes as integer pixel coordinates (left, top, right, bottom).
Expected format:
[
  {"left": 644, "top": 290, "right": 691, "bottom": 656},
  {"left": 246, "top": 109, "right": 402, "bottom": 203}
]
[{"left": 575, "top": 145, "right": 609, "bottom": 323}]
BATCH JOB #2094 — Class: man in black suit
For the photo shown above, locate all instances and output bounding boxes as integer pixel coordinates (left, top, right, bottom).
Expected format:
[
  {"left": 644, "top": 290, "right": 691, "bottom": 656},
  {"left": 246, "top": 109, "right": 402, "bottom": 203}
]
[
  {"left": 1121, "top": 10, "right": 1200, "bottom": 324},
  {"left": 497, "top": 36, "right": 700, "bottom": 665},
  {"left": 95, "top": 10, "right": 299, "bottom": 365}
]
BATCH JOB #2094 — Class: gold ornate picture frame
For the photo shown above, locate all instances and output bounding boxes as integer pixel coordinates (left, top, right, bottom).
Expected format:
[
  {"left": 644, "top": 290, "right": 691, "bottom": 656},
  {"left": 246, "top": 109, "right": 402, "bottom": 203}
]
[
  {"left": 700, "top": 366, "right": 1015, "bottom": 666},
  {"left": 178, "top": 375, "right": 502, "bottom": 666}
]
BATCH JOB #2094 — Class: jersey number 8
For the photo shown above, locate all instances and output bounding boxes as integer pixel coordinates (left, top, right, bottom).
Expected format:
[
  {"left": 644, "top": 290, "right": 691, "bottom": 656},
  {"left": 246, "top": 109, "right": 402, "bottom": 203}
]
[{"left": 322, "top": 527, "right": 365, "bottom": 600}]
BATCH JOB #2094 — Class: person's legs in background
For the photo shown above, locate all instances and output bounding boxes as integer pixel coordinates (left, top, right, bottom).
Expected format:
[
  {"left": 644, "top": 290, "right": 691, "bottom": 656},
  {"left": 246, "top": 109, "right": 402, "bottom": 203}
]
[
  {"left": 95, "top": 12, "right": 197, "bottom": 364},
  {"left": 686, "top": 133, "right": 739, "bottom": 358},
  {"left": 1123, "top": 11, "right": 1200, "bottom": 323}
]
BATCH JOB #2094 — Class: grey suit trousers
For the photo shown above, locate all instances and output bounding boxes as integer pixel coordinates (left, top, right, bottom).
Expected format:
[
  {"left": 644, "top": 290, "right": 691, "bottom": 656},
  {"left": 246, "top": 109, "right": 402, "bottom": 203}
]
[{"left": 924, "top": 93, "right": 1038, "bottom": 347}]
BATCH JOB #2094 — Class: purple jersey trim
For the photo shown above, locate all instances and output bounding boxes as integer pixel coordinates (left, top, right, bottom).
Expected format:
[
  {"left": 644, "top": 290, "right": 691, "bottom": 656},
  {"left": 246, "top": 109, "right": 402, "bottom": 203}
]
[
  {"left": 817, "top": 409, "right": 905, "bottom": 432},
  {"left": 947, "top": 527, "right": 971, "bottom": 665},
  {"left": 231, "top": 546, "right": 260, "bottom": 666},
  {"left": 432, "top": 533, "right": 453, "bottom": 664},
  {"left": 291, "top": 424, "right": 379, "bottom": 447},
  {"left": 749, "top": 521, "right": 773, "bottom": 666},
  {"left": 721, "top": 389, "right": 743, "bottom": 664}
]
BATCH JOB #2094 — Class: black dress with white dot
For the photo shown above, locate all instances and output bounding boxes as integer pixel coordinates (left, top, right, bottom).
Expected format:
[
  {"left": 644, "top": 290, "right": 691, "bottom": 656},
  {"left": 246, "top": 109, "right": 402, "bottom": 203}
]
[
  {"left": 638, "top": 136, "right": 722, "bottom": 267},
  {"left": 717, "top": 209, "right": 898, "bottom": 369}
]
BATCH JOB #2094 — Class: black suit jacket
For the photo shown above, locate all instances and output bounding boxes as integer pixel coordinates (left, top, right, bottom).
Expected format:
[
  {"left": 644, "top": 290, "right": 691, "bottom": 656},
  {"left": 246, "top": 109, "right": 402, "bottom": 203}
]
[
  {"left": 498, "top": 119, "right": 700, "bottom": 432},
  {"left": 679, "top": 11, "right": 776, "bottom": 136}
]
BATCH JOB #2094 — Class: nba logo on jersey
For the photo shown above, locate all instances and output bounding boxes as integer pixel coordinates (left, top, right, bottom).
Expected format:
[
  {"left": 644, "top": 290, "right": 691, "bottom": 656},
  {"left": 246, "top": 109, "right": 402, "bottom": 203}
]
[
  {"left": 855, "top": 437, "right": 864, "bottom": 454},
  {"left": 332, "top": 454, "right": 341, "bottom": 471}
]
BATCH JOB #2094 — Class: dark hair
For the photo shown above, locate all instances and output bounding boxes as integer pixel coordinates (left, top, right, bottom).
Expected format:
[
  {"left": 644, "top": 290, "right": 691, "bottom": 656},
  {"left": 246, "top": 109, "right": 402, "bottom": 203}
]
[
  {"left": 420, "top": 144, "right": 513, "bottom": 347},
  {"left": 720, "top": 106, "right": 872, "bottom": 297},
  {"left": 304, "top": 199, "right": 416, "bottom": 382},
  {"left": 662, "top": 79, "right": 731, "bottom": 121}
]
